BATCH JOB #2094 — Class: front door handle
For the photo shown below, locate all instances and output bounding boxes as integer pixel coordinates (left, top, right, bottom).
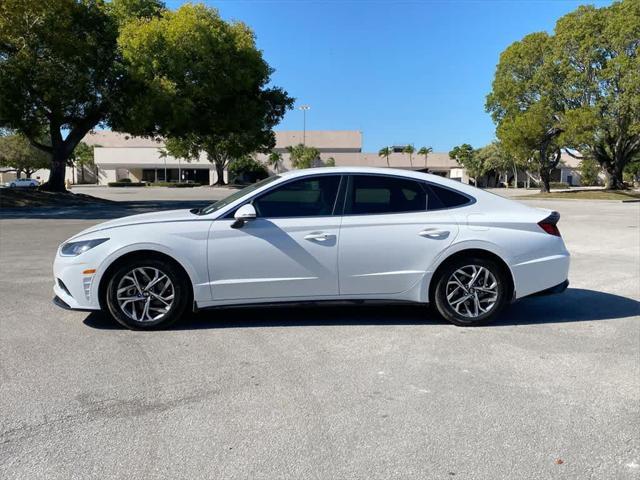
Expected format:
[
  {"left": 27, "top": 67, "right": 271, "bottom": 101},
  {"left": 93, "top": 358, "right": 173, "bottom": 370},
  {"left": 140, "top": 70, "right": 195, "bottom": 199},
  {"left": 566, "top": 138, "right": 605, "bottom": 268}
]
[
  {"left": 419, "top": 228, "right": 450, "bottom": 239},
  {"left": 304, "top": 232, "right": 332, "bottom": 242}
]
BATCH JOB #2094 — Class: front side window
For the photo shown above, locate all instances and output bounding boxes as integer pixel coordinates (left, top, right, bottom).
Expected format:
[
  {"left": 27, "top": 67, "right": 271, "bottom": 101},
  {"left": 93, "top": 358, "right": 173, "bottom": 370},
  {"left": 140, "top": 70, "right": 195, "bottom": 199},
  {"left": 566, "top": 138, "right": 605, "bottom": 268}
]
[
  {"left": 253, "top": 175, "right": 341, "bottom": 218},
  {"left": 346, "top": 175, "right": 427, "bottom": 215},
  {"left": 199, "top": 176, "right": 280, "bottom": 215}
]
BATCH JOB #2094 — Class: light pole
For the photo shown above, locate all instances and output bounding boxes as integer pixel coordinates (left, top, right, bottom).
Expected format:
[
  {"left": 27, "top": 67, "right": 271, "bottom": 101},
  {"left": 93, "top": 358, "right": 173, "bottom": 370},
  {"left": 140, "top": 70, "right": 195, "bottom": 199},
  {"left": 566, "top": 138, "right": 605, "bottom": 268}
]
[{"left": 299, "top": 105, "right": 310, "bottom": 145}]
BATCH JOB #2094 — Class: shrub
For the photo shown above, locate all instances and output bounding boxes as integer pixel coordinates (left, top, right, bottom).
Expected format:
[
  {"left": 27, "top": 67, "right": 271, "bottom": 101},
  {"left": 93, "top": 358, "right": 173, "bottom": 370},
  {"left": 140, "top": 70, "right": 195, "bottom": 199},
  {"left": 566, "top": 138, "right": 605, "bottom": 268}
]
[
  {"left": 579, "top": 158, "right": 601, "bottom": 186},
  {"left": 118, "top": 178, "right": 132, "bottom": 183},
  {"left": 229, "top": 156, "right": 268, "bottom": 184},
  {"left": 549, "top": 182, "right": 570, "bottom": 189},
  {"left": 108, "top": 181, "right": 146, "bottom": 187},
  {"left": 168, "top": 182, "right": 201, "bottom": 188}
]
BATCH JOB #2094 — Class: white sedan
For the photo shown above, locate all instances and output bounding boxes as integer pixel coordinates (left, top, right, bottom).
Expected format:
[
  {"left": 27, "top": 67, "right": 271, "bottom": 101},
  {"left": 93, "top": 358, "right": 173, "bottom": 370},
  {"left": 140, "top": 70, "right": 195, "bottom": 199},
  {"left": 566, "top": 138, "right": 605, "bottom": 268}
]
[
  {"left": 53, "top": 167, "right": 570, "bottom": 329},
  {"left": 9, "top": 178, "right": 39, "bottom": 188}
]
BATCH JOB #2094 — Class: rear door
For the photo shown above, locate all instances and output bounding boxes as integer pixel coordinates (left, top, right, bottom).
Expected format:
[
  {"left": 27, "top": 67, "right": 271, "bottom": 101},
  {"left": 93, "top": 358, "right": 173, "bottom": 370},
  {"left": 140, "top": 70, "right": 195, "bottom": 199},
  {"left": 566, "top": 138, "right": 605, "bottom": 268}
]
[{"left": 338, "top": 174, "right": 460, "bottom": 295}]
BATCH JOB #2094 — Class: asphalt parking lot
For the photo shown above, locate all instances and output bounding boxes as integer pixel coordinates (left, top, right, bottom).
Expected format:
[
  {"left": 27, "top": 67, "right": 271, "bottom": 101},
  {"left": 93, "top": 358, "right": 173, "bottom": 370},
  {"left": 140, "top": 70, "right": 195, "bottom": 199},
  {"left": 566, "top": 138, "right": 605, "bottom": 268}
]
[{"left": 1, "top": 192, "right": 639, "bottom": 479}]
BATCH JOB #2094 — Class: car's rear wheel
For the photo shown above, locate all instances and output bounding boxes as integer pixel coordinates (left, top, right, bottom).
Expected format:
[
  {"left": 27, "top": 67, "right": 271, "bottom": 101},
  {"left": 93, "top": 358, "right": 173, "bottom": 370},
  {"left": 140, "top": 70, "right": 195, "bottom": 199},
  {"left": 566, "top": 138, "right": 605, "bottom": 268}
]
[
  {"left": 433, "top": 256, "right": 508, "bottom": 326},
  {"left": 105, "top": 258, "right": 189, "bottom": 330}
]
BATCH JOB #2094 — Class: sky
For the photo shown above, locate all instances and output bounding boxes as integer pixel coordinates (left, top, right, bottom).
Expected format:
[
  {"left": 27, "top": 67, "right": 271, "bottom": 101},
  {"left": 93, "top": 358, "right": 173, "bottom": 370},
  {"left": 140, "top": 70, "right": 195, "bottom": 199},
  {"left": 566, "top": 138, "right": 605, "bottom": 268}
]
[{"left": 167, "top": 0, "right": 612, "bottom": 153}]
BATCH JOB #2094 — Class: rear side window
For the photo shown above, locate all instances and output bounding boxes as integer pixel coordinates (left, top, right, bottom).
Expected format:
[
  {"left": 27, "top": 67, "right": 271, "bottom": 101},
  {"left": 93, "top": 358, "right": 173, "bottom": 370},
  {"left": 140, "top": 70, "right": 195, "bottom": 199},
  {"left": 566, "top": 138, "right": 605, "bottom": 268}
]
[
  {"left": 253, "top": 175, "right": 341, "bottom": 218},
  {"left": 346, "top": 175, "right": 427, "bottom": 215},
  {"left": 426, "top": 184, "right": 472, "bottom": 210}
]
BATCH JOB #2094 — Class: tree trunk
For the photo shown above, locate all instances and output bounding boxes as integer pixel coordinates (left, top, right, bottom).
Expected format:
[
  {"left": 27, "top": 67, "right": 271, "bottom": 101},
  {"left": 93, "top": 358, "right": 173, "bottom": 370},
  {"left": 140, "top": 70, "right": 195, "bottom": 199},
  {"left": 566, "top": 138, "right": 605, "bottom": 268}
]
[
  {"left": 214, "top": 161, "right": 226, "bottom": 186},
  {"left": 539, "top": 168, "right": 551, "bottom": 193},
  {"left": 41, "top": 155, "right": 67, "bottom": 192},
  {"left": 604, "top": 162, "right": 625, "bottom": 190}
]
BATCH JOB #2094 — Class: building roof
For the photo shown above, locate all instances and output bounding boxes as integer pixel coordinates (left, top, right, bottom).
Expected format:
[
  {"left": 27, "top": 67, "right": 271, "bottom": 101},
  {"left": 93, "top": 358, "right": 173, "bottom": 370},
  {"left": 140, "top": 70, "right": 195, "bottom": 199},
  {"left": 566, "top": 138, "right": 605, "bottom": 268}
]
[
  {"left": 83, "top": 130, "right": 363, "bottom": 151},
  {"left": 83, "top": 131, "right": 163, "bottom": 148}
]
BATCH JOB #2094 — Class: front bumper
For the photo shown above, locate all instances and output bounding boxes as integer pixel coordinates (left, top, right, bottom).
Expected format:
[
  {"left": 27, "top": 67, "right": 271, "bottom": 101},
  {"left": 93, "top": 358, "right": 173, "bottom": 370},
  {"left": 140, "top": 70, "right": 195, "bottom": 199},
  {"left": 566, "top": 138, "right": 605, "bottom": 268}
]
[{"left": 53, "top": 251, "right": 103, "bottom": 311}]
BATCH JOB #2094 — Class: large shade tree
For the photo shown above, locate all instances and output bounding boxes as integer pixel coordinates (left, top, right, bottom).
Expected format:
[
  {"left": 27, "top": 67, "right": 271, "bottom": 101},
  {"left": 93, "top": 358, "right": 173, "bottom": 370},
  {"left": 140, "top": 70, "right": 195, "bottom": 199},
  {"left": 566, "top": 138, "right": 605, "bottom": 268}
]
[
  {"left": 0, "top": 1, "right": 292, "bottom": 191},
  {"left": 486, "top": 32, "right": 564, "bottom": 193},
  {"left": 553, "top": 1, "right": 640, "bottom": 189},
  {"left": 487, "top": 0, "right": 639, "bottom": 191}
]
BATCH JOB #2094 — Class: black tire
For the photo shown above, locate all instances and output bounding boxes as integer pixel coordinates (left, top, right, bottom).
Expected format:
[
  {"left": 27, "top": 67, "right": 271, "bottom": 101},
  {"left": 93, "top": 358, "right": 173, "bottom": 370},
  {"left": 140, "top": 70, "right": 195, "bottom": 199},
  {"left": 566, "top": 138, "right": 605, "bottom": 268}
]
[
  {"left": 433, "top": 256, "right": 508, "bottom": 326},
  {"left": 105, "top": 258, "right": 190, "bottom": 330}
]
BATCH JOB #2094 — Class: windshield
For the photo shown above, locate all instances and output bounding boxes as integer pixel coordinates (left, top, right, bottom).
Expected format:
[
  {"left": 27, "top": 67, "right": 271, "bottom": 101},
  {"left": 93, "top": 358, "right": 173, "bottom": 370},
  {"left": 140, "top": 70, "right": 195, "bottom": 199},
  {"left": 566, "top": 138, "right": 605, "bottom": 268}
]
[{"left": 198, "top": 176, "right": 280, "bottom": 215}]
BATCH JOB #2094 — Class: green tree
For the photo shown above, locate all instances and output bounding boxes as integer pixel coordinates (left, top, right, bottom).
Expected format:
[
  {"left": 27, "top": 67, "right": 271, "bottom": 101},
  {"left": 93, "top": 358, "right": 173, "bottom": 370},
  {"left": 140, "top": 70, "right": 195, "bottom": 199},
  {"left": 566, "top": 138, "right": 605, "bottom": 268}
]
[
  {"left": 403, "top": 144, "right": 415, "bottom": 167},
  {"left": 624, "top": 159, "right": 640, "bottom": 185},
  {"left": 108, "top": 0, "right": 164, "bottom": 23},
  {"left": 70, "top": 142, "right": 95, "bottom": 184},
  {"left": 286, "top": 144, "right": 320, "bottom": 169},
  {"left": 486, "top": 32, "right": 564, "bottom": 193},
  {"left": 449, "top": 144, "right": 485, "bottom": 185},
  {"left": 162, "top": 131, "right": 277, "bottom": 186},
  {"left": 553, "top": 1, "right": 640, "bottom": 189},
  {"left": 228, "top": 156, "right": 268, "bottom": 184},
  {"left": 476, "top": 141, "right": 524, "bottom": 187},
  {"left": 417, "top": 146, "right": 433, "bottom": 169},
  {"left": 578, "top": 157, "right": 601, "bottom": 186},
  {"left": 378, "top": 146, "right": 392, "bottom": 167},
  {"left": 0, "top": 1, "right": 292, "bottom": 191},
  {"left": 0, "top": 133, "right": 50, "bottom": 178},
  {"left": 267, "top": 151, "right": 283, "bottom": 173}
]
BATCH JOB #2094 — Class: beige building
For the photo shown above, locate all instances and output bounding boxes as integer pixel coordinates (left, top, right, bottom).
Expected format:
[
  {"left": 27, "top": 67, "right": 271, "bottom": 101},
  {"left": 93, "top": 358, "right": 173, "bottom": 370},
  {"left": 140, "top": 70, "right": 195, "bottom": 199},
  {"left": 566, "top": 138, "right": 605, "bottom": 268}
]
[
  {"left": 11, "top": 129, "right": 584, "bottom": 186},
  {"left": 81, "top": 130, "right": 471, "bottom": 185}
]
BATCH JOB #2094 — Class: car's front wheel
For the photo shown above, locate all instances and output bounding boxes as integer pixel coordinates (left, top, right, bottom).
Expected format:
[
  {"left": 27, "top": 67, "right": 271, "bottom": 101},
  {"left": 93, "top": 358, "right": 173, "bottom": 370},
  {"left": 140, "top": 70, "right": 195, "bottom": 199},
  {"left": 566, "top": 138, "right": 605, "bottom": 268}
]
[
  {"left": 105, "top": 258, "right": 190, "bottom": 330},
  {"left": 433, "top": 256, "right": 508, "bottom": 326}
]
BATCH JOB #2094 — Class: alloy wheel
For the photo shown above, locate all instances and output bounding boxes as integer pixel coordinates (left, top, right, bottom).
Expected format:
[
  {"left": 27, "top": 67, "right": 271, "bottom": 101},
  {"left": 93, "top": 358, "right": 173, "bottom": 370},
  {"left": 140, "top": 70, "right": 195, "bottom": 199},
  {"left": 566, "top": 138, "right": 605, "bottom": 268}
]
[
  {"left": 445, "top": 265, "right": 499, "bottom": 318},
  {"left": 116, "top": 267, "right": 174, "bottom": 322}
]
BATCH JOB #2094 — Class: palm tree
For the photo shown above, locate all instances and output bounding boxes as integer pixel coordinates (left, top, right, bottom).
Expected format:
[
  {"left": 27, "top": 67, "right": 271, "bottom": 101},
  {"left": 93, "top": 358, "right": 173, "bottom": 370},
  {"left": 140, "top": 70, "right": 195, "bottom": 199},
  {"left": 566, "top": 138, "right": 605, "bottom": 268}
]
[
  {"left": 267, "top": 151, "right": 282, "bottom": 173},
  {"left": 403, "top": 144, "right": 415, "bottom": 167},
  {"left": 418, "top": 146, "right": 433, "bottom": 169},
  {"left": 378, "top": 146, "right": 392, "bottom": 167}
]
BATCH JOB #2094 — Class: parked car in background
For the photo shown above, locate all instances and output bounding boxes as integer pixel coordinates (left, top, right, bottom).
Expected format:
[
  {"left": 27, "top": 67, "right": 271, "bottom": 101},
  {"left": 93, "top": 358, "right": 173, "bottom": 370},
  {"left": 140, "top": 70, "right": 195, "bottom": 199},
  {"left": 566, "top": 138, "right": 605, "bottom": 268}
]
[
  {"left": 9, "top": 178, "right": 39, "bottom": 188},
  {"left": 53, "top": 167, "right": 570, "bottom": 330}
]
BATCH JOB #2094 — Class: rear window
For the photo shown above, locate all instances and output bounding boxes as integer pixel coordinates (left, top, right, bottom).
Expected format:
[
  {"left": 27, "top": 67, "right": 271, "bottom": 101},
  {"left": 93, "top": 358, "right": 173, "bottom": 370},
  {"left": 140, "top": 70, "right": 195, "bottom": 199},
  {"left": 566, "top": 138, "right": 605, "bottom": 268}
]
[
  {"left": 426, "top": 184, "right": 472, "bottom": 210},
  {"left": 346, "top": 175, "right": 427, "bottom": 215}
]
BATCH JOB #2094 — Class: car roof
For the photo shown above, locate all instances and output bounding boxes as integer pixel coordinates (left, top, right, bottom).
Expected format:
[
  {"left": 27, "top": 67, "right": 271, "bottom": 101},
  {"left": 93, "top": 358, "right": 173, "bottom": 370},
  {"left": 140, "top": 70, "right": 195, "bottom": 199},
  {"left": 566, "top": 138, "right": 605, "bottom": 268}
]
[{"left": 278, "top": 166, "right": 479, "bottom": 195}]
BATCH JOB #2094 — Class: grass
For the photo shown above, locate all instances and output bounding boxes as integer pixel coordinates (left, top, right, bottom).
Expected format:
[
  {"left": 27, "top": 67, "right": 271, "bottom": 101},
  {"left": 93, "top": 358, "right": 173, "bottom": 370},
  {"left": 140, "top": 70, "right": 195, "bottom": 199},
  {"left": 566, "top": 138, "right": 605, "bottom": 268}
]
[
  {"left": 521, "top": 189, "right": 640, "bottom": 201},
  {"left": 0, "top": 187, "right": 113, "bottom": 208}
]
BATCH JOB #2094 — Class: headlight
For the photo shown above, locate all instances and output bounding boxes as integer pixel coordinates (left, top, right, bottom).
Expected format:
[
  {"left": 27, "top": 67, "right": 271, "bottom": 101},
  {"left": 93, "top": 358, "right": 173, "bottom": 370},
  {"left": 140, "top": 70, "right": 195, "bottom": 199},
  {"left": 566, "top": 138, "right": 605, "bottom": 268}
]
[{"left": 60, "top": 238, "right": 109, "bottom": 257}]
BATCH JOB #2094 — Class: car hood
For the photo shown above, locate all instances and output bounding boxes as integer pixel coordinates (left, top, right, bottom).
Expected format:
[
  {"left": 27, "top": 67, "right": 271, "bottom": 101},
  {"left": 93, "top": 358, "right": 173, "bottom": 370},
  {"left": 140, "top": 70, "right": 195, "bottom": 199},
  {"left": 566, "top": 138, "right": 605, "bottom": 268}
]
[{"left": 71, "top": 209, "right": 197, "bottom": 239}]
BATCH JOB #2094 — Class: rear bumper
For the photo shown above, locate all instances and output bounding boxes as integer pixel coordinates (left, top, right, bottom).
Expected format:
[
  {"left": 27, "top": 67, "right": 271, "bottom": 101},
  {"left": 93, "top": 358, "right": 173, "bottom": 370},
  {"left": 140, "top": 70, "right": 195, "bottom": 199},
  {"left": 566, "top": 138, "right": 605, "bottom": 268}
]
[
  {"left": 512, "top": 252, "right": 570, "bottom": 299},
  {"left": 528, "top": 279, "right": 569, "bottom": 297}
]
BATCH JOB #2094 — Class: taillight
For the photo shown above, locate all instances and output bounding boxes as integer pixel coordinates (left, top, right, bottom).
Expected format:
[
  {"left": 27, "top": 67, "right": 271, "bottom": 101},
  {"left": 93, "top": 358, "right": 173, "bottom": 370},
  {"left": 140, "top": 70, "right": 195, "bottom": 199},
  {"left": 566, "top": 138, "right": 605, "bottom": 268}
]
[{"left": 538, "top": 211, "right": 561, "bottom": 237}]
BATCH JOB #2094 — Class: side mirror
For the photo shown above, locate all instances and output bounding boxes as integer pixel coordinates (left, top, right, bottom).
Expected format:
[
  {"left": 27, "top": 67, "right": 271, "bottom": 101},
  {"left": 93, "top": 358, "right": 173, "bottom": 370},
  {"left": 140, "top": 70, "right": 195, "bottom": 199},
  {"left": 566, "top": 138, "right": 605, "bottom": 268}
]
[{"left": 231, "top": 203, "right": 257, "bottom": 229}]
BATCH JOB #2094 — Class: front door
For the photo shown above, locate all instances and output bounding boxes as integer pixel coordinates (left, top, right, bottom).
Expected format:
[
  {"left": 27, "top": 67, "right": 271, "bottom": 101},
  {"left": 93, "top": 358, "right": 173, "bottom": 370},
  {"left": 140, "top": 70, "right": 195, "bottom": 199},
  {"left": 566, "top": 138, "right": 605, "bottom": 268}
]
[
  {"left": 208, "top": 175, "right": 343, "bottom": 301},
  {"left": 338, "top": 174, "right": 459, "bottom": 295}
]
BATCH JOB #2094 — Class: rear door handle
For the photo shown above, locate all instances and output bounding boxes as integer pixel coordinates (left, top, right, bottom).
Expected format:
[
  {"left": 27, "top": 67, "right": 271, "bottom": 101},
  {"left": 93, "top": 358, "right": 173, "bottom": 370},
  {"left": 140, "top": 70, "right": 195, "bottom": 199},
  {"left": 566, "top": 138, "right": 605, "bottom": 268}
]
[
  {"left": 304, "top": 232, "right": 332, "bottom": 241},
  {"left": 419, "top": 228, "right": 450, "bottom": 239}
]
